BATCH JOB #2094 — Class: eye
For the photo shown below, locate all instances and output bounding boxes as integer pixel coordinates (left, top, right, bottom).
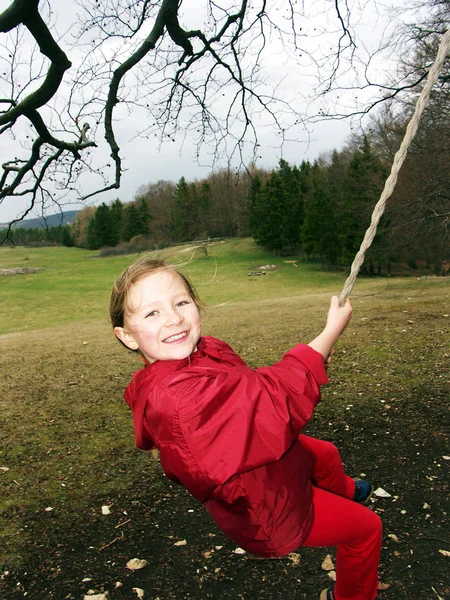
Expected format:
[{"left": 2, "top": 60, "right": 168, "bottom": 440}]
[
  {"left": 177, "top": 299, "right": 191, "bottom": 307},
  {"left": 145, "top": 310, "right": 158, "bottom": 318}
]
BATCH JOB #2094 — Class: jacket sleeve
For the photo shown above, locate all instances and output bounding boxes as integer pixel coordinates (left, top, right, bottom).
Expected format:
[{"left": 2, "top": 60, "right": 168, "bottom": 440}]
[{"left": 170, "top": 344, "right": 328, "bottom": 487}]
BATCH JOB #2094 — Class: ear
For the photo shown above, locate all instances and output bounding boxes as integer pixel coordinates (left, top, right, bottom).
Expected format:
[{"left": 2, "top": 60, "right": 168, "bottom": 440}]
[{"left": 114, "top": 326, "right": 139, "bottom": 351}]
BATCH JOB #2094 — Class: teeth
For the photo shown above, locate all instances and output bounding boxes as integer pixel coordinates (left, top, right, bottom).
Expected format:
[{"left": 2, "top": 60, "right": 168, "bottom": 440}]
[{"left": 164, "top": 332, "right": 186, "bottom": 343}]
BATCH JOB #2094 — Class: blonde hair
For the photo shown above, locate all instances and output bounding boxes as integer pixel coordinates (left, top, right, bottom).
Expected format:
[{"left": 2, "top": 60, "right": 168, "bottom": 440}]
[{"left": 110, "top": 256, "right": 203, "bottom": 352}]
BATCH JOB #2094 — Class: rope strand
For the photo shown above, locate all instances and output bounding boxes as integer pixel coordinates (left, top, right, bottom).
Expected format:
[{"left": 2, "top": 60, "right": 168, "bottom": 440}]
[{"left": 339, "top": 27, "right": 450, "bottom": 306}]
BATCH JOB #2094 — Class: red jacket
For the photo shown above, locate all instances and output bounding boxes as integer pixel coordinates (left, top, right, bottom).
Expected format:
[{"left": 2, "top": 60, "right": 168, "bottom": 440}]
[{"left": 124, "top": 336, "right": 329, "bottom": 557}]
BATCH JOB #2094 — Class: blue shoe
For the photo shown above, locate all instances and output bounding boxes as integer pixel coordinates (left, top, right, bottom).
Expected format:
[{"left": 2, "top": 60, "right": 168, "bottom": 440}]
[{"left": 353, "top": 478, "right": 373, "bottom": 504}]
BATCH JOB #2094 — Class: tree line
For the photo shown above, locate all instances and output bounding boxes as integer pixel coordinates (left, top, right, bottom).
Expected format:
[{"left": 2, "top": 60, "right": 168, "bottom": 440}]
[
  {"left": 8, "top": 117, "right": 448, "bottom": 276},
  {"left": 7, "top": 224, "right": 75, "bottom": 248}
]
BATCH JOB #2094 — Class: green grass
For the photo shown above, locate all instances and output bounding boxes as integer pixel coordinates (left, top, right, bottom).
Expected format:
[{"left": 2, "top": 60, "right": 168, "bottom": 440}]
[
  {"left": 0, "top": 239, "right": 341, "bottom": 334},
  {"left": 0, "top": 245, "right": 162, "bottom": 333},
  {"left": 3, "top": 238, "right": 445, "bottom": 335}
]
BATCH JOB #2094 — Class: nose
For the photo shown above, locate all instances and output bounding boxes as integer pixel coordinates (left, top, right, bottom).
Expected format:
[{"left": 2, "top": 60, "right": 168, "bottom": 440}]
[{"left": 165, "top": 307, "right": 183, "bottom": 327}]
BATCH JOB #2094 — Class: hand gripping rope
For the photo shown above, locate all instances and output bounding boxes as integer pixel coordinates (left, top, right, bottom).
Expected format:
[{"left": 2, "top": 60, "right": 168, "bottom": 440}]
[{"left": 339, "top": 27, "right": 450, "bottom": 307}]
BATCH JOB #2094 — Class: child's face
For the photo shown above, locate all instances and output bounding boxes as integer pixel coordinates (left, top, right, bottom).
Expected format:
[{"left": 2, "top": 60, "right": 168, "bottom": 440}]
[{"left": 114, "top": 269, "right": 202, "bottom": 363}]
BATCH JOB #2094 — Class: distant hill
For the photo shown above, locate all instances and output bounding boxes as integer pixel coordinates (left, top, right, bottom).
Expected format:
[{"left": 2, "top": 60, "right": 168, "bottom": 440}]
[{"left": 0, "top": 210, "right": 80, "bottom": 230}]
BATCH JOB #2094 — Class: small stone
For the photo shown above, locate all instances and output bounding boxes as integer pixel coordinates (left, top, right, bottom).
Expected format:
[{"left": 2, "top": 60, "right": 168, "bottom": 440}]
[
  {"left": 288, "top": 552, "right": 301, "bottom": 565},
  {"left": 133, "top": 588, "right": 145, "bottom": 599},
  {"left": 321, "top": 554, "right": 335, "bottom": 571},
  {"left": 101, "top": 505, "right": 111, "bottom": 515},
  {"left": 234, "top": 547, "right": 246, "bottom": 554},
  {"left": 373, "top": 488, "right": 391, "bottom": 498},
  {"left": 126, "top": 558, "right": 148, "bottom": 571},
  {"left": 174, "top": 539, "right": 187, "bottom": 546}
]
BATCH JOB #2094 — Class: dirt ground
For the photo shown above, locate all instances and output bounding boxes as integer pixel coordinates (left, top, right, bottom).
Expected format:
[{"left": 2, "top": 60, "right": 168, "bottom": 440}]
[
  {"left": 2, "top": 393, "right": 449, "bottom": 600},
  {"left": 1, "top": 284, "right": 449, "bottom": 600}
]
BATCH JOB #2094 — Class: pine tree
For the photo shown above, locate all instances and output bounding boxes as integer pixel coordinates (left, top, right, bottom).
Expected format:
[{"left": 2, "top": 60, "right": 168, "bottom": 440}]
[
  {"left": 94, "top": 203, "right": 116, "bottom": 247},
  {"left": 87, "top": 217, "right": 99, "bottom": 249},
  {"left": 172, "top": 177, "right": 199, "bottom": 242},
  {"left": 61, "top": 226, "right": 74, "bottom": 247},
  {"left": 301, "top": 164, "right": 340, "bottom": 267},
  {"left": 110, "top": 198, "right": 123, "bottom": 245},
  {"left": 248, "top": 174, "right": 263, "bottom": 241},
  {"left": 340, "top": 138, "right": 388, "bottom": 269},
  {"left": 249, "top": 160, "right": 308, "bottom": 252},
  {"left": 137, "top": 197, "right": 151, "bottom": 237},
  {"left": 121, "top": 204, "right": 141, "bottom": 242},
  {"left": 198, "top": 181, "right": 212, "bottom": 235}
]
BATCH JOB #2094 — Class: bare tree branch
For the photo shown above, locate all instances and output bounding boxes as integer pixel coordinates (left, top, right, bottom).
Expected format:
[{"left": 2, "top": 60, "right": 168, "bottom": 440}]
[{"left": 1, "top": 0, "right": 443, "bottom": 229}]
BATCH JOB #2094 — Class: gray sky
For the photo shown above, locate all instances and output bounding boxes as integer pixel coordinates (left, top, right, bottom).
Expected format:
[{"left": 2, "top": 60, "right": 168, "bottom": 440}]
[{"left": 0, "top": 0, "right": 412, "bottom": 223}]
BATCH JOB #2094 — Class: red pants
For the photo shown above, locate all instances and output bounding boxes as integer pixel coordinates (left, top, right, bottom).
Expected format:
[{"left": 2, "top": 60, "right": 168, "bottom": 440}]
[{"left": 300, "top": 435, "right": 382, "bottom": 600}]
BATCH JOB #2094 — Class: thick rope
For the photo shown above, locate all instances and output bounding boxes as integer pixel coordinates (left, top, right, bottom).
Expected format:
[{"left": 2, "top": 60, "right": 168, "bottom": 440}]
[{"left": 339, "top": 27, "right": 450, "bottom": 306}]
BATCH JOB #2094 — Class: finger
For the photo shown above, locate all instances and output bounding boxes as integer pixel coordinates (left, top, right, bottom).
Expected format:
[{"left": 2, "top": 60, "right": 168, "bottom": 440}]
[{"left": 330, "top": 295, "right": 340, "bottom": 307}]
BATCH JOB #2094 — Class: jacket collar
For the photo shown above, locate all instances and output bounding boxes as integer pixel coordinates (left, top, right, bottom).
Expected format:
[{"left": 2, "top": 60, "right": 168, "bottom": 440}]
[{"left": 141, "top": 336, "right": 222, "bottom": 376}]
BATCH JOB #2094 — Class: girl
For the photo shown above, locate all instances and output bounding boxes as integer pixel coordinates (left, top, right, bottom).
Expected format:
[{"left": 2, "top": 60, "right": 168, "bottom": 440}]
[{"left": 110, "top": 256, "right": 382, "bottom": 600}]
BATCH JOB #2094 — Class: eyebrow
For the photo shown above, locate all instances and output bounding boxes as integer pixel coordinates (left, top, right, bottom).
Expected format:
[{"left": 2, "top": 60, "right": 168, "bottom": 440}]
[{"left": 128, "top": 290, "right": 191, "bottom": 314}]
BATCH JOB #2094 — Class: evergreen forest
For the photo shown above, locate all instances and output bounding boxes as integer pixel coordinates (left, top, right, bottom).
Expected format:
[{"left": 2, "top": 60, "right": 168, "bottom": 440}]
[{"left": 7, "top": 123, "right": 449, "bottom": 276}]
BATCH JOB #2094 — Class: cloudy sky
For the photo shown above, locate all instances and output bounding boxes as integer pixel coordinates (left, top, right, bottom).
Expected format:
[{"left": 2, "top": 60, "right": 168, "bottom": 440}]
[{"left": 0, "top": 0, "right": 412, "bottom": 223}]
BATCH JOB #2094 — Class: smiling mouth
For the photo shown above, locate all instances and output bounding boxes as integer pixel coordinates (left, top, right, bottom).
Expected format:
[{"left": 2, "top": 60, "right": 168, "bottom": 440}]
[{"left": 163, "top": 331, "right": 188, "bottom": 343}]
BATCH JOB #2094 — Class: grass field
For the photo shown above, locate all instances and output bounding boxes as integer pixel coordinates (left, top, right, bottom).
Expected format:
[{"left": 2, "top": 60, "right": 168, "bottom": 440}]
[
  {"left": 0, "top": 239, "right": 449, "bottom": 599},
  {"left": 0, "top": 239, "right": 350, "bottom": 335}
]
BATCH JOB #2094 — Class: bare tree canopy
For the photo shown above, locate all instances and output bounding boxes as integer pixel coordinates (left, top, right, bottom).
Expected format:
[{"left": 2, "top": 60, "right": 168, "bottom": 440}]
[{"left": 0, "top": 0, "right": 444, "bottom": 229}]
